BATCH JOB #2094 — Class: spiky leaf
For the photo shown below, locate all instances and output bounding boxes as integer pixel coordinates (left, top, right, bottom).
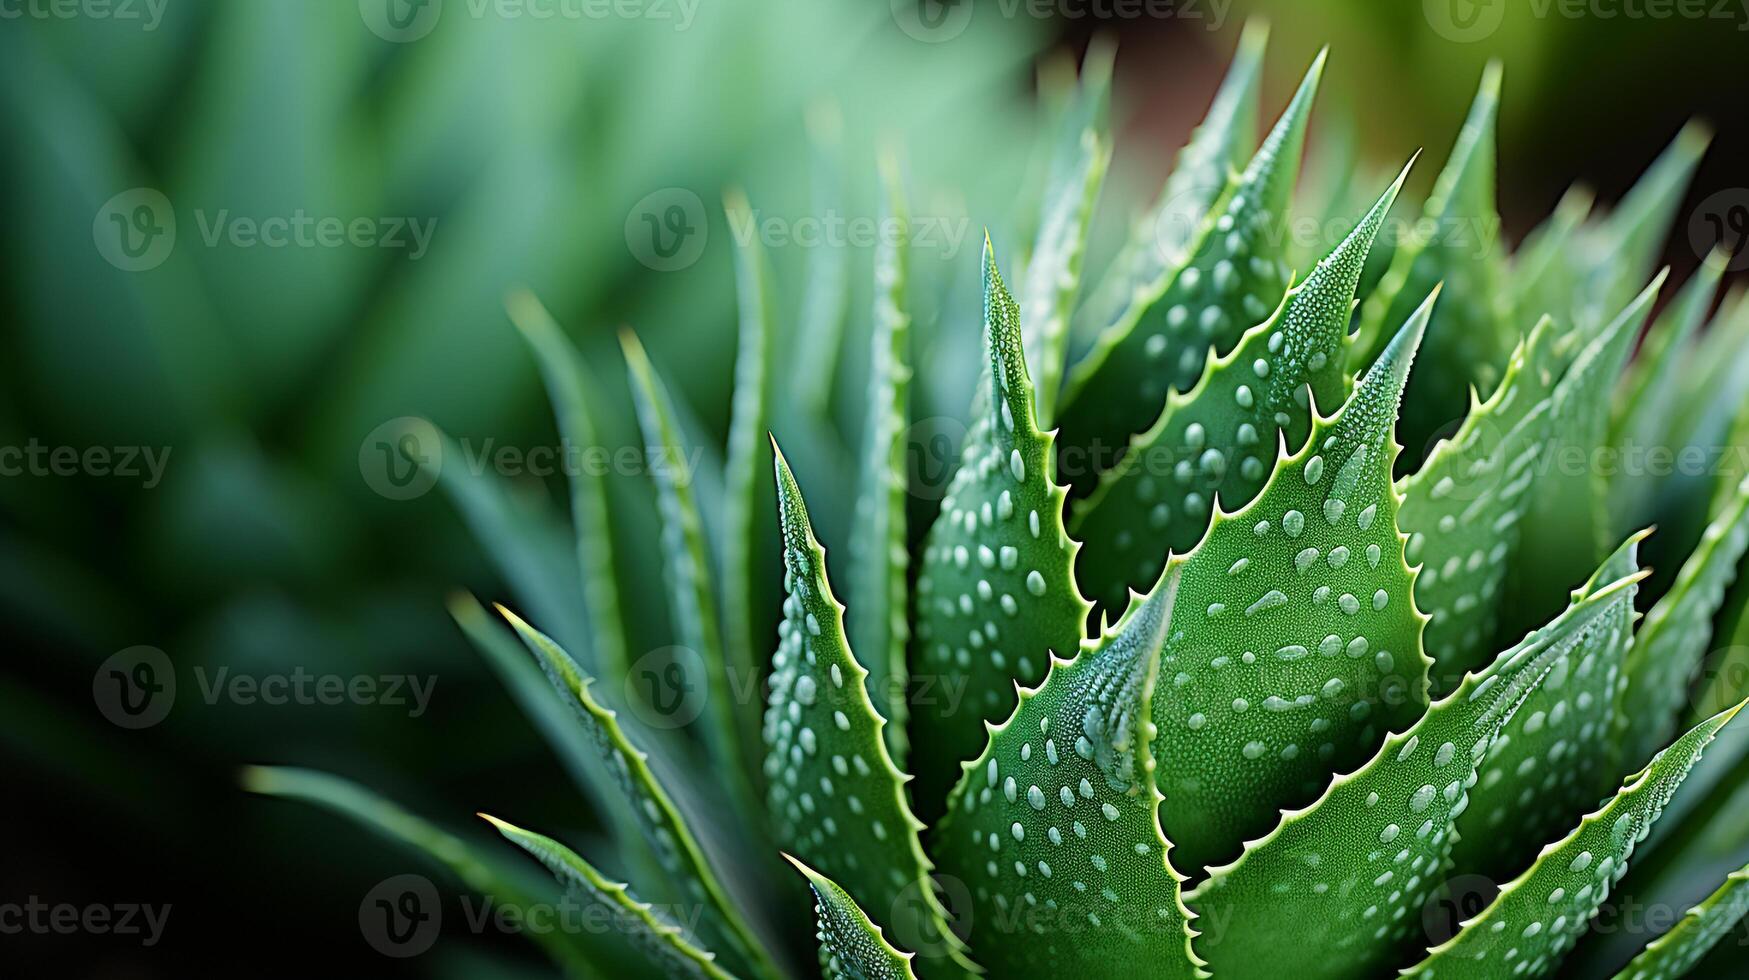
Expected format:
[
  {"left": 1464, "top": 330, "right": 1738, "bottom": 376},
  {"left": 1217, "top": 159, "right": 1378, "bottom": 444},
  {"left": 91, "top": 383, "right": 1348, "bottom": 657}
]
[
  {"left": 1404, "top": 703, "right": 1746, "bottom": 979},
  {"left": 914, "top": 242, "right": 1091, "bottom": 812},
  {"left": 1058, "top": 50, "right": 1323, "bottom": 472},
  {"left": 1579, "top": 122, "right": 1710, "bottom": 326},
  {"left": 482, "top": 814, "right": 734, "bottom": 980},
  {"left": 766, "top": 445, "right": 974, "bottom": 974},
  {"left": 1612, "top": 864, "right": 1749, "bottom": 980},
  {"left": 1512, "top": 186, "right": 1595, "bottom": 329},
  {"left": 1072, "top": 163, "right": 1411, "bottom": 611},
  {"left": 1187, "top": 552, "right": 1647, "bottom": 980},
  {"left": 936, "top": 575, "right": 1201, "bottom": 979},
  {"left": 784, "top": 854, "right": 920, "bottom": 980}
]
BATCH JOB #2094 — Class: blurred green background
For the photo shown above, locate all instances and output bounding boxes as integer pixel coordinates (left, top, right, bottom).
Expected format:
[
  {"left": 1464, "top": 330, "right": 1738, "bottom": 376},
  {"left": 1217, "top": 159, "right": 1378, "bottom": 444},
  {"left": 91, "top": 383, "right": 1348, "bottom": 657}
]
[{"left": 3, "top": 0, "right": 1747, "bottom": 975}]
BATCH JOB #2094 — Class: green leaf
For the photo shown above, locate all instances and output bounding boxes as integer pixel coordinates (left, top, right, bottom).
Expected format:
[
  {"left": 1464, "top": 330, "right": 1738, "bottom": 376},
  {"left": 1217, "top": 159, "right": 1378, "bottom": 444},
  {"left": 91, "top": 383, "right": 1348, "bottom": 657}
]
[
  {"left": 1656, "top": 294, "right": 1749, "bottom": 556},
  {"left": 783, "top": 854, "right": 920, "bottom": 980},
  {"left": 852, "top": 155, "right": 914, "bottom": 762},
  {"left": 788, "top": 101, "right": 853, "bottom": 420},
  {"left": 1612, "top": 863, "right": 1749, "bottom": 980},
  {"left": 1615, "top": 478, "right": 1749, "bottom": 771},
  {"left": 1187, "top": 550, "right": 1647, "bottom": 980},
  {"left": 723, "top": 189, "right": 778, "bottom": 786},
  {"left": 1072, "top": 19, "right": 1266, "bottom": 355},
  {"left": 1022, "top": 41, "right": 1113, "bottom": 427},
  {"left": 621, "top": 331, "right": 760, "bottom": 808},
  {"left": 914, "top": 240, "right": 1092, "bottom": 813},
  {"left": 1403, "top": 702, "right": 1747, "bottom": 979},
  {"left": 1149, "top": 293, "right": 1436, "bottom": 874},
  {"left": 1581, "top": 121, "right": 1710, "bottom": 326},
  {"left": 1448, "top": 531, "right": 1647, "bottom": 882},
  {"left": 1511, "top": 185, "right": 1595, "bottom": 330},
  {"left": 241, "top": 766, "right": 611, "bottom": 979},
  {"left": 481, "top": 814, "right": 735, "bottom": 980},
  {"left": 1354, "top": 63, "right": 1512, "bottom": 463},
  {"left": 497, "top": 608, "right": 782, "bottom": 980},
  {"left": 1058, "top": 49, "right": 1323, "bottom": 477},
  {"left": 766, "top": 444, "right": 976, "bottom": 975},
  {"left": 1071, "top": 162, "right": 1411, "bottom": 613},
  {"left": 1397, "top": 316, "right": 1563, "bottom": 693},
  {"left": 506, "top": 291, "right": 630, "bottom": 687},
  {"left": 935, "top": 574, "right": 1202, "bottom": 979}
]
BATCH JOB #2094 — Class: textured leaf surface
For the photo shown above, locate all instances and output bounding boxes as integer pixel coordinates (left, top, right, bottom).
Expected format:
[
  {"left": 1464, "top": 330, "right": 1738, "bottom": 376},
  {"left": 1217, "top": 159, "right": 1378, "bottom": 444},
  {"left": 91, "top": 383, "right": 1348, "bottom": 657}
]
[
  {"left": 765, "top": 445, "right": 974, "bottom": 974},
  {"left": 851, "top": 158, "right": 914, "bottom": 760},
  {"left": 1404, "top": 703, "right": 1745, "bottom": 979},
  {"left": 1397, "top": 316, "right": 1562, "bottom": 693},
  {"left": 499, "top": 609, "right": 780, "bottom": 980},
  {"left": 936, "top": 575, "right": 1201, "bottom": 979},
  {"left": 1072, "top": 164, "right": 1410, "bottom": 612},
  {"left": 1611, "top": 866, "right": 1749, "bottom": 980},
  {"left": 915, "top": 242, "right": 1091, "bottom": 813},
  {"left": 784, "top": 854, "right": 920, "bottom": 980},
  {"left": 1072, "top": 19, "right": 1265, "bottom": 361},
  {"left": 1058, "top": 50, "right": 1322, "bottom": 473},
  {"left": 1188, "top": 554, "right": 1646, "bottom": 980},
  {"left": 1615, "top": 477, "right": 1749, "bottom": 771},
  {"left": 1354, "top": 64, "right": 1511, "bottom": 459},
  {"left": 1021, "top": 42, "right": 1112, "bottom": 426},
  {"left": 506, "top": 291, "right": 629, "bottom": 686},
  {"left": 483, "top": 814, "right": 734, "bottom": 980},
  {"left": 1448, "top": 532, "right": 1645, "bottom": 882},
  {"left": 1151, "top": 297, "right": 1436, "bottom": 874}
]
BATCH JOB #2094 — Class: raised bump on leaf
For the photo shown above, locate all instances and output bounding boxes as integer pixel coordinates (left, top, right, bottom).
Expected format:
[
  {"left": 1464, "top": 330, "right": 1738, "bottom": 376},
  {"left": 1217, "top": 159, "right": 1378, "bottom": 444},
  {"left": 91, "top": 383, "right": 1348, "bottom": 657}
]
[
  {"left": 935, "top": 570, "right": 1202, "bottom": 979},
  {"left": 767, "top": 443, "right": 977, "bottom": 974},
  {"left": 1448, "top": 531, "right": 1647, "bottom": 882},
  {"left": 1612, "top": 862, "right": 1749, "bottom": 980},
  {"left": 482, "top": 813, "right": 735, "bottom": 980},
  {"left": 496, "top": 607, "right": 781, "bottom": 980},
  {"left": 1403, "top": 701, "right": 1747, "bottom": 979},
  {"left": 784, "top": 853, "right": 921, "bottom": 980},
  {"left": 1073, "top": 19, "right": 1267, "bottom": 363},
  {"left": 1072, "top": 160, "right": 1414, "bottom": 612},
  {"left": 1354, "top": 62, "right": 1512, "bottom": 460},
  {"left": 1615, "top": 476, "right": 1749, "bottom": 771},
  {"left": 1058, "top": 48, "right": 1324, "bottom": 475},
  {"left": 1187, "top": 556, "right": 1648, "bottom": 980},
  {"left": 1149, "top": 291, "right": 1437, "bottom": 874},
  {"left": 914, "top": 239, "right": 1091, "bottom": 815}
]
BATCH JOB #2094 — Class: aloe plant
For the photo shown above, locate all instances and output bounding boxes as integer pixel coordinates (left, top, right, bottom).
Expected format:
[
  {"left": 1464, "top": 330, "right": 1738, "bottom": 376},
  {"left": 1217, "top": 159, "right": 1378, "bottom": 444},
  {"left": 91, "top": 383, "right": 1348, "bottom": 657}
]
[{"left": 251, "top": 28, "right": 1749, "bottom": 980}]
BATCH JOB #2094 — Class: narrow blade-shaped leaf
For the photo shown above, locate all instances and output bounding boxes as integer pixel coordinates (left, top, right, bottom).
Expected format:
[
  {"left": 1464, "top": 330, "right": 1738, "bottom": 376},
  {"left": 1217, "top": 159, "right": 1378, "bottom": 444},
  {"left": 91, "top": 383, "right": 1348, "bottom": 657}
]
[
  {"left": 783, "top": 854, "right": 920, "bottom": 980},
  {"left": 1611, "top": 863, "right": 1749, "bottom": 980}
]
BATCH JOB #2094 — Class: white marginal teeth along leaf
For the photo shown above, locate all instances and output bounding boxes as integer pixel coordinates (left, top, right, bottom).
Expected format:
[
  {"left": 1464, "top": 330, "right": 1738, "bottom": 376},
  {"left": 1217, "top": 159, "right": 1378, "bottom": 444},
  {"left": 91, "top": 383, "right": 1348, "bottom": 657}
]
[
  {"left": 1058, "top": 48, "right": 1323, "bottom": 476},
  {"left": 1072, "top": 18, "right": 1266, "bottom": 367},
  {"left": 914, "top": 240, "right": 1092, "bottom": 814},
  {"left": 852, "top": 154, "right": 915, "bottom": 764},
  {"left": 498, "top": 608, "right": 783, "bottom": 980},
  {"left": 766, "top": 444, "right": 977, "bottom": 976},
  {"left": 936, "top": 572, "right": 1201, "bottom": 979},
  {"left": 1402, "top": 701, "right": 1748, "bottom": 979},
  {"left": 1150, "top": 292, "right": 1437, "bottom": 875},
  {"left": 1021, "top": 40, "right": 1113, "bottom": 429},
  {"left": 1186, "top": 542, "right": 1647, "bottom": 980},
  {"left": 1614, "top": 477, "right": 1749, "bottom": 772},
  {"left": 482, "top": 814, "right": 736, "bottom": 980},
  {"left": 1448, "top": 532, "right": 1647, "bottom": 883},
  {"left": 1354, "top": 63, "right": 1512, "bottom": 462},
  {"left": 1610, "top": 862, "right": 1749, "bottom": 980},
  {"left": 1072, "top": 161, "right": 1412, "bottom": 613},
  {"left": 784, "top": 854, "right": 921, "bottom": 980},
  {"left": 1398, "top": 315, "right": 1563, "bottom": 694}
]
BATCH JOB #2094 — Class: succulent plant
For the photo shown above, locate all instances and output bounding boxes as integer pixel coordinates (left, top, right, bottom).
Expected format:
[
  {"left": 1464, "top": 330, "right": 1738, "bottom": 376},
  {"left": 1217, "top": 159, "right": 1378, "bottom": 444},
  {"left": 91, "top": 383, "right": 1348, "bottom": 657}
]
[{"left": 249, "top": 24, "right": 1749, "bottom": 980}]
